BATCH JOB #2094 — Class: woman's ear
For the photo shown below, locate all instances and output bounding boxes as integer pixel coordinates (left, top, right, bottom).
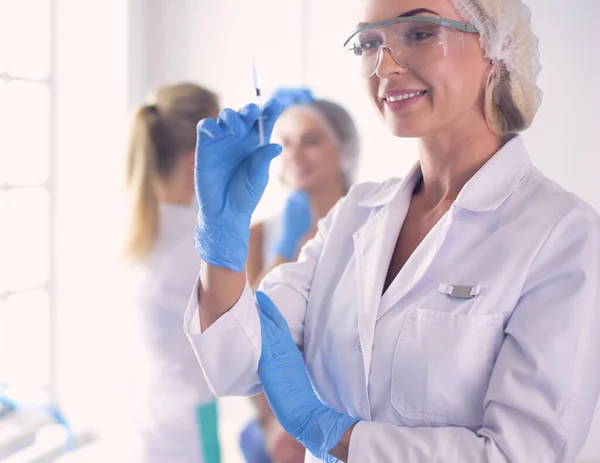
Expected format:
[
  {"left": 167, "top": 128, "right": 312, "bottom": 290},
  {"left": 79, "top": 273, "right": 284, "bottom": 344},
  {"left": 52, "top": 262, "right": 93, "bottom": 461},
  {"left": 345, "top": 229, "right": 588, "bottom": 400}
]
[
  {"left": 484, "top": 59, "right": 494, "bottom": 77},
  {"left": 481, "top": 62, "right": 495, "bottom": 97}
]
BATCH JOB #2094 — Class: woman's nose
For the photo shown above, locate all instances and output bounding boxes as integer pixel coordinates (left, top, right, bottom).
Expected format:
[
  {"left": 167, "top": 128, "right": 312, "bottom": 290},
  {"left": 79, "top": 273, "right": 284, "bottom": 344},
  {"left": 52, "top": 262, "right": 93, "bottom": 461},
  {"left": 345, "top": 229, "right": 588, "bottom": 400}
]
[
  {"left": 284, "top": 145, "right": 303, "bottom": 162},
  {"left": 374, "top": 46, "right": 409, "bottom": 78}
]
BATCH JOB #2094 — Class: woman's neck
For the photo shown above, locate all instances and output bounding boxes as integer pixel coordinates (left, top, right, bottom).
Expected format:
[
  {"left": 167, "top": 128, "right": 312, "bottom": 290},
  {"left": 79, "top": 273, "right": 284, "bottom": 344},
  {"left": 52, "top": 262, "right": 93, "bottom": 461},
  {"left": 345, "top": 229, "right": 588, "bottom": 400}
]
[
  {"left": 307, "top": 179, "right": 347, "bottom": 223},
  {"left": 417, "top": 119, "right": 502, "bottom": 208},
  {"left": 156, "top": 174, "right": 195, "bottom": 207}
]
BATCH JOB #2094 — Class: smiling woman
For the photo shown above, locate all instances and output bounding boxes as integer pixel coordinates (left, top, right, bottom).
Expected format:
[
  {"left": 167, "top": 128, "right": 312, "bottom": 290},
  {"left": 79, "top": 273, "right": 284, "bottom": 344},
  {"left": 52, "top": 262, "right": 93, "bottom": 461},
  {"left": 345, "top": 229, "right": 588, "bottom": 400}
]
[
  {"left": 183, "top": 0, "right": 600, "bottom": 462},
  {"left": 349, "top": 0, "right": 541, "bottom": 140}
]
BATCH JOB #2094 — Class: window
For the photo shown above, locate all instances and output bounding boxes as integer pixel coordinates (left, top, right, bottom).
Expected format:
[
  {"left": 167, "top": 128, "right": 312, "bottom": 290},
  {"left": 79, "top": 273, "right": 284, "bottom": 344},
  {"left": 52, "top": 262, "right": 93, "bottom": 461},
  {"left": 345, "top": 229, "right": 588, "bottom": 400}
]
[{"left": 0, "top": 0, "right": 54, "bottom": 395}]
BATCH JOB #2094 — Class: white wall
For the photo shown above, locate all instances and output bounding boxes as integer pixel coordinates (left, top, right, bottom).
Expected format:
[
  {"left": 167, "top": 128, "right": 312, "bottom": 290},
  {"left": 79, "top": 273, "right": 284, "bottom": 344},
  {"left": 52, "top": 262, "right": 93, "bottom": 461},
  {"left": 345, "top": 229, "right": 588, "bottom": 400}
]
[
  {"left": 144, "top": 0, "right": 305, "bottom": 105},
  {"left": 522, "top": 0, "right": 600, "bottom": 212},
  {"left": 140, "top": 0, "right": 600, "bottom": 460}
]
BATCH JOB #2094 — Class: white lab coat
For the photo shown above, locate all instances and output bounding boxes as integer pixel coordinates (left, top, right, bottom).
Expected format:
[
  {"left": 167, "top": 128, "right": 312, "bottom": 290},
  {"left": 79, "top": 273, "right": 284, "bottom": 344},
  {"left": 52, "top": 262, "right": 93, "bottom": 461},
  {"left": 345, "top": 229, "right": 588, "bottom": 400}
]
[
  {"left": 129, "top": 203, "right": 215, "bottom": 463},
  {"left": 184, "top": 136, "right": 600, "bottom": 462}
]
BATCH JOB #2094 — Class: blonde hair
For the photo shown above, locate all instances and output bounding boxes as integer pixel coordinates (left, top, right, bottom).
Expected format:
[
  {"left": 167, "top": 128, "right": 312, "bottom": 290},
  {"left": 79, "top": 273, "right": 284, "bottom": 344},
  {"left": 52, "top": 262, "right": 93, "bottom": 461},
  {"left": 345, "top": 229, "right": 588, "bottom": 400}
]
[
  {"left": 123, "top": 83, "right": 219, "bottom": 262},
  {"left": 484, "top": 64, "right": 526, "bottom": 136}
]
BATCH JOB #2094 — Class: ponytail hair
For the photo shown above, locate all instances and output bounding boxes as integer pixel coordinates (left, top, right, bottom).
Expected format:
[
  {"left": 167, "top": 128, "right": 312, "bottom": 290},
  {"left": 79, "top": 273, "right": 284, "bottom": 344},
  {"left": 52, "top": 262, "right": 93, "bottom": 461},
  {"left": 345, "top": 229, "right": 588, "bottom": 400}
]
[
  {"left": 123, "top": 83, "right": 219, "bottom": 262},
  {"left": 123, "top": 105, "right": 161, "bottom": 262}
]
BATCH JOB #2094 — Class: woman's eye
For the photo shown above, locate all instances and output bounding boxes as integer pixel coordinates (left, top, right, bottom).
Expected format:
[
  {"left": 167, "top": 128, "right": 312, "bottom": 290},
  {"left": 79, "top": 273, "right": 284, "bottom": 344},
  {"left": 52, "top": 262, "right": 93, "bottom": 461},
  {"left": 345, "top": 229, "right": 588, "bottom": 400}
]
[
  {"left": 404, "top": 27, "right": 437, "bottom": 42},
  {"left": 304, "top": 137, "right": 320, "bottom": 147},
  {"left": 349, "top": 35, "right": 382, "bottom": 55},
  {"left": 359, "top": 38, "right": 382, "bottom": 51}
]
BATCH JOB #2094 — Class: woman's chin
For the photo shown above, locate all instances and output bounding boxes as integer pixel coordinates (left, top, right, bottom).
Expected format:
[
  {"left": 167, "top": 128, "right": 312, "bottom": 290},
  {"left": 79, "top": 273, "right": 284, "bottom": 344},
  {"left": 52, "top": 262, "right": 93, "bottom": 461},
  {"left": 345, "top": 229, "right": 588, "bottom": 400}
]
[
  {"left": 286, "top": 176, "right": 314, "bottom": 192},
  {"left": 385, "top": 119, "right": 431, "bottom": 138},
  {"left": 379, "top": 109, "right": 435, "bottom": 138}
]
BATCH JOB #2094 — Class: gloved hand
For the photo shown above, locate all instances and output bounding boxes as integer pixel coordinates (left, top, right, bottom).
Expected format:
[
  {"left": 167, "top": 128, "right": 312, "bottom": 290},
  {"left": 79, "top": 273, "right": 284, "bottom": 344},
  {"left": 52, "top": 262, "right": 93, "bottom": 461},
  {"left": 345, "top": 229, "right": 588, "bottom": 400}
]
[
  {"left": 274, "top": 190, "right": 312, "bottom": 260},
  {"left": 239, "top": 419, "right": 271, "bottom": 463},
  {"left": 194, "top": 100, "right": 283, "bottom": 272},
  {"left": 270, "top": 88, "right": 314, "bottom": 111},
  {"left": 256, "top": 291, "right": 359, "bottom": 462}
]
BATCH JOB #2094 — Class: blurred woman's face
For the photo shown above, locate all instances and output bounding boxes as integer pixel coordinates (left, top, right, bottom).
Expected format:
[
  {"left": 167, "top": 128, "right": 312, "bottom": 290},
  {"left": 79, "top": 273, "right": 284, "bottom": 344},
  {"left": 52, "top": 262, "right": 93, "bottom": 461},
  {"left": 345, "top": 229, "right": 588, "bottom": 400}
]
[{"left": 275, "top": 106, "right": 344, "bottom": 191}]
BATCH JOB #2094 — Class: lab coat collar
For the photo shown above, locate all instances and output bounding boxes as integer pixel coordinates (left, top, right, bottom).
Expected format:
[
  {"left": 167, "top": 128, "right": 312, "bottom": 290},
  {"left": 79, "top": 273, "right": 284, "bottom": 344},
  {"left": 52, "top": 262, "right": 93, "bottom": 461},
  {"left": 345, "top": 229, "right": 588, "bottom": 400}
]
[
  {"left": 357, "top": 135, "right": 530, "bottom": 212},
  {"left": 455, "top": 135, "right": 531, "bottom": 212},
  {"left": 358, "top": 162, "right": 422, "bottom": 208}
]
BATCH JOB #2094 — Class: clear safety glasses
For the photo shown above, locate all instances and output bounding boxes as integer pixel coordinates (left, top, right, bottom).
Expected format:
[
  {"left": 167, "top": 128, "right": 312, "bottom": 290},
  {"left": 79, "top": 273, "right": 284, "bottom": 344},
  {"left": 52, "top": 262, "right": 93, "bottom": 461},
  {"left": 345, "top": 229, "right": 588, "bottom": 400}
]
[{"left": 343, "top": 16, "right": 479, "bottom": 77}]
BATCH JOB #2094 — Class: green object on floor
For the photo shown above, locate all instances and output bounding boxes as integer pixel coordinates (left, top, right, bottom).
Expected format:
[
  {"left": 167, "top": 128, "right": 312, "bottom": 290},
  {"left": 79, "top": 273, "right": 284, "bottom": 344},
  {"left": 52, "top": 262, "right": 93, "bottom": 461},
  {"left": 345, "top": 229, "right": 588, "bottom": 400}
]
[{"left": 196, "top": 400, "right": 221, "bottom": 463}]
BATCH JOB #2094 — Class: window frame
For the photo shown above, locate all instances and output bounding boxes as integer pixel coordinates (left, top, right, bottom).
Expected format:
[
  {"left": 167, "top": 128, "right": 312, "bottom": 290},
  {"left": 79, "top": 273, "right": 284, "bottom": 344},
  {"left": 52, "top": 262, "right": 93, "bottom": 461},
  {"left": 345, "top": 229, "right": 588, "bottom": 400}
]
[{"left": 0, "top": 0, "right": 56, "bottom": 400}]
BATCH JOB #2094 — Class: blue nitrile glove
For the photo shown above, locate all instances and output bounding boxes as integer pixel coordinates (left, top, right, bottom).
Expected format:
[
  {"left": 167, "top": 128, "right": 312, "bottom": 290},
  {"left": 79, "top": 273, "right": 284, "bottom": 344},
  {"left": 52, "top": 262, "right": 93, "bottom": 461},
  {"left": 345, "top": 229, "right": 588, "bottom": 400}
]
[
  {"left": 194, "top": 100, "right": 284, "bottom": 272},
  {"left": 256, "top": 291, "right": 359, "bottom": 462},
  {"left": 239, "top": 419, "right": 271, "bottom": 463},
  {"left": 273, "top": 190, "right": 312, "bottom": 260},
  {"left": 270, "top": 88, "right": 314, "bottom": 110}
]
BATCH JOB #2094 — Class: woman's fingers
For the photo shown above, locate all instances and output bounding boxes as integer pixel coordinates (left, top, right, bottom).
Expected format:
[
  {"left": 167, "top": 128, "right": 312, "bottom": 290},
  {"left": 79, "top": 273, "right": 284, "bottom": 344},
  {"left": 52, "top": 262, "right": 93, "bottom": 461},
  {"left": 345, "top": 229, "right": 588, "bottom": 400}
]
[
  {"left": 217, "top": 108, "right": 246, "bottom": 136},
  {"left": 196, "top": 117, "right": 222, "bottom": 142}
]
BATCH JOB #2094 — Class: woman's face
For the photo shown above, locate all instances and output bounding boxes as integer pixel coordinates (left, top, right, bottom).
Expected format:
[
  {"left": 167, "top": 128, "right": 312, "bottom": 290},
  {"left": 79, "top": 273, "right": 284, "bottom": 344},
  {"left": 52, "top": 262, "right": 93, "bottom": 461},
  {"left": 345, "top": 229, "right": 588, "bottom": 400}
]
[
  {"left": 358, "top": 0, "right": 491, "bottom": 138},
  {"left": 275, "top": 106, "right": 344, "bottom": 191}
]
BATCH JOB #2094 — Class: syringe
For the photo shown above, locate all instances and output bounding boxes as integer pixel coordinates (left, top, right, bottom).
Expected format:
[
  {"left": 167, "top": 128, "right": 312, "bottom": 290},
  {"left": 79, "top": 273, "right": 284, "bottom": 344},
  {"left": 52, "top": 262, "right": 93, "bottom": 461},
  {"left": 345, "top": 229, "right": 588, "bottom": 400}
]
[{"left": 252, "top": 57, "right": 265, "bottom": 146}]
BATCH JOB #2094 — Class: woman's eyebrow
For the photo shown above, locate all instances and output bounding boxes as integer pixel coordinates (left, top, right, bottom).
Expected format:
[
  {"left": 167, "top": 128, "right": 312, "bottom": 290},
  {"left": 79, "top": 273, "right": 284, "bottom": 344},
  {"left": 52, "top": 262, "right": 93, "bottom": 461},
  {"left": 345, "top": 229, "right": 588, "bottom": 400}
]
[
  {"left": 356, "top": 8, "right": 440, "bottom": 28},
  {"left": 301, "top": 131, "right": 321, "bottom": 141}
]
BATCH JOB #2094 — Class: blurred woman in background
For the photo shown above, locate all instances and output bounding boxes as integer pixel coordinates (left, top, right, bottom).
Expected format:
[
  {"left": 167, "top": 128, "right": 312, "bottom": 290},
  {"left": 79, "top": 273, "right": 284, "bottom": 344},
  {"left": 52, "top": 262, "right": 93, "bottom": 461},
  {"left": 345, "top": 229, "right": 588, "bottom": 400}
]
[
  {"left": 242, "top": 89, "right": 360, "bottom": 463},
  {"left": 123, "top": 82, "right": 221, "bottom": 463},
  {"left": 247, "top": 90, "right": 360, "bottom": 288}
]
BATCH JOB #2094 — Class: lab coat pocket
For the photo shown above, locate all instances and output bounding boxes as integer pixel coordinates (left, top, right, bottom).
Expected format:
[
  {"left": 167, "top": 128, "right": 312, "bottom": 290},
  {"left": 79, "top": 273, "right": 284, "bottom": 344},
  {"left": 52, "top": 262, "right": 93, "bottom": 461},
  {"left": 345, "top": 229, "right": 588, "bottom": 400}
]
[{"left": 391, "top": 308, "right": 503, "bottom": 426}]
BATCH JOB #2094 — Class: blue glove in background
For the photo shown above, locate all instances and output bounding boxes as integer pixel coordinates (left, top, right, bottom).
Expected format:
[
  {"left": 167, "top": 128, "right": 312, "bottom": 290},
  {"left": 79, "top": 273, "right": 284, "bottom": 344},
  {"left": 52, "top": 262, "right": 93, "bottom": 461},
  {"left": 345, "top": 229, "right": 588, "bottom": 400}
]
[
  {"left": 256, "top": 291, "right": 359, "bottom": 462},
  {"left": 0, "top": 387, "right": 75, "bottom": 451},
  {"left": 270, "top": 88, "right": 314, "bottom": 111},
  {"left": 274, "top": 190, "right": 312, "bottom": 260},
  {"left": 194, "top": 100, "right": 283, "bottom": 272},
  {"left": 239, "top": 419, "right": 271, "bottom": 463}
]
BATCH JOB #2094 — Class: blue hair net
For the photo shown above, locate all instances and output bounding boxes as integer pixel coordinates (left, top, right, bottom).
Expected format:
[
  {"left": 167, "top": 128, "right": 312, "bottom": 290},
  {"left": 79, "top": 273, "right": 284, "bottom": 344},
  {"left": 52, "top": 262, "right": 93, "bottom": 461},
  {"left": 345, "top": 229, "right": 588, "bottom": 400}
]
[{"left": 269, "top": 88, "right": 314, "bottom": 110}]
